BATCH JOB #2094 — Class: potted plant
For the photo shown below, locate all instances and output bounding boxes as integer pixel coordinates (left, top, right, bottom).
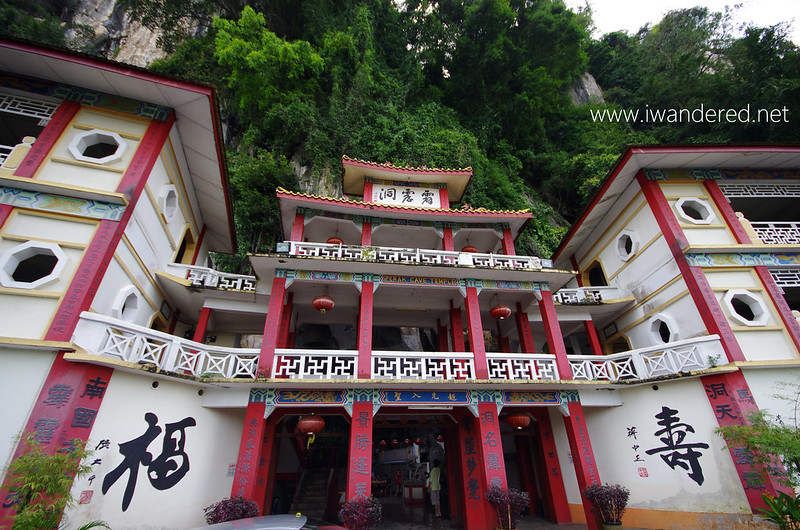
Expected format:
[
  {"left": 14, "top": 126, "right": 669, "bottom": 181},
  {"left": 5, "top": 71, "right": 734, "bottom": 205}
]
[
  {"left": 203, "top": 496, "right": 259, "bottom": 524},
  {"left": 338, "top": 497, "right": 381, "bottom": 530},
  {"left": 485, "top": 485, "right": 530, "bottom": 530},
  {"left": 583, "top": 483, "right": 630, "bottom": 529}
]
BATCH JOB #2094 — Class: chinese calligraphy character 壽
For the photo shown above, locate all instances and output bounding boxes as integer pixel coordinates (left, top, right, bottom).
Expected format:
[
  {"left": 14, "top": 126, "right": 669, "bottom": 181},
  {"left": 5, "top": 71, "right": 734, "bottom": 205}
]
[{"left": 645, "top": 406, "right": 709, "bottom": 485}]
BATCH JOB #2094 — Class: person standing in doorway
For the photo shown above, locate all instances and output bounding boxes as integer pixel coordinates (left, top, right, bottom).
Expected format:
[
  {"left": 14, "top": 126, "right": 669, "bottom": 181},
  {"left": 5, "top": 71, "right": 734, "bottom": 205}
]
[
  {"left": 429, "top": 459, "right": 442, "bottom": 518},
  {"left": 395, "top": 470, "right": 403, "bottom": 497}
]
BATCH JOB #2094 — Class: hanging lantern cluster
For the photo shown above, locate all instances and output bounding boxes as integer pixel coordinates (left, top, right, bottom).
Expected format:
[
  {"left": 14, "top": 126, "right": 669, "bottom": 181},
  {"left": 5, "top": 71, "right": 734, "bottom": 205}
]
[
  {"left": 298, "top": 414, "right": 325, "bottom": 447},
  {"left": 378, "top": 439, "right": 388, "bottom": 449},
  {"left": 414, "top": 437, "right": 422, "bottom": 446},
  {"left": 436, "top": 434, "right": 444, "bottom": 443},
  {"left": 490, "top": 305, "right": 512, "bottom": 320},
  {"left": 391, "top": 439, "right": 399, "bottom": 449},
  {"left": 505, "top": 413, "right": 531, "bottom": 431},
  {"left": 312, "top": 295, "right": 335, "bottom": 314}
]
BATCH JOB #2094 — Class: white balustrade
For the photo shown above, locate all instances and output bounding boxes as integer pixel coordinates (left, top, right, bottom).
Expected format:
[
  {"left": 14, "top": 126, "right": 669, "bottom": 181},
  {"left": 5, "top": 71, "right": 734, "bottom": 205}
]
[
  {"left": 174, "top": 264, "right": 257, "bottom": 292},
  {"left": 372, "top": 351, "right": 475, "bottom": 379},
  {"left": 486, "top": 353, "right": 559, "bottom": 380},
  {"left": 289, "top": 241, "right": 541, "bottom": 270},
  {"left": 750, "top": 222, "right": 800, "bottom": 245},
  {"left": 770, "top": 268, "right": 800, "bottom": 287},
  {"left": 73, "top": 312, "right": 259, "bottom": 378},
  {"left": 553, "top": 287, "right": 621, "bottom": 304},
  {"left": 273, "top": 349, "right": 358, "bottom": 379}
]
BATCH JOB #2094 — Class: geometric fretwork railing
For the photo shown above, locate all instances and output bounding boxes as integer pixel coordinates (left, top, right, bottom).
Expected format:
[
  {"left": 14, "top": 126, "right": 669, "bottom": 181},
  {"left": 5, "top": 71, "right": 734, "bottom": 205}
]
[
  {"left": 74, "top": 312, "right": 723, "bottom": 383},
  {"left": 770, "top": 268, "right": 800, "bottom": 287},
  {"left": 750, "top": 221, "right": 800, "bottom": 245},
  {"left": 181, "top": 264, "right": 257, "bottom": 292}
]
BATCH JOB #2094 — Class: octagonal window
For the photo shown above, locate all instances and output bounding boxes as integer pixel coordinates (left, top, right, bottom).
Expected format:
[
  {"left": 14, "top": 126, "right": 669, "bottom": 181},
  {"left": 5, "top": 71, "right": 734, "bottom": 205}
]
[
  {"left": 649, "top": 313, "right": 678, "bottom": 344},
  {"left": 676, "top": 197, "right": 716, "bottom": 225},
  {"left": 723, "top": 289, "right": 769, "bottom": 326},
  {"left": 113, "top": 285, "right": 143, "bottom": 323},
  {"left": 615, "top": 230, "right": 639, "bottom": 261},
  {"left": 0, "top": 241, "right": 67, "bottom": 289},
  {"left": 159, "top": 185, "right": 179, "bottom": 222},
  {"left": 69, "top": 129, "right": 127, "bottom": 164}
]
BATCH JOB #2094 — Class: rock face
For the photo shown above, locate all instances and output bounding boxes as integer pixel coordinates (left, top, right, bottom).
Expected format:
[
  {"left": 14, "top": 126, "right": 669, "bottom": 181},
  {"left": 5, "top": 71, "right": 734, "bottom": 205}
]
[
  {"left": 71, "top": 0, "right": 166, "bottom": 67},
  {"left": 569, "top": 72, "right": 605, "bottom": 105}
]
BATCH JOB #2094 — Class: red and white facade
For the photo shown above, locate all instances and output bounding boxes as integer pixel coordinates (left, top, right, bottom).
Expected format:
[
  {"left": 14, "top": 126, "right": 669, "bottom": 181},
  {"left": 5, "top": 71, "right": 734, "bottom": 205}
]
[{"left": 0, "top": 40, "right": 799, "bottom": 529}]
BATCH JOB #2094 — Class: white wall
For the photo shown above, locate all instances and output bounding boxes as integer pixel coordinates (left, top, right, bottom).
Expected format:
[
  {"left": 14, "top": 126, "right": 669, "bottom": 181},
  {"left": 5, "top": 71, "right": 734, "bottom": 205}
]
[{"left": 63, "top": 371, "right": 244, "bottom": 530}]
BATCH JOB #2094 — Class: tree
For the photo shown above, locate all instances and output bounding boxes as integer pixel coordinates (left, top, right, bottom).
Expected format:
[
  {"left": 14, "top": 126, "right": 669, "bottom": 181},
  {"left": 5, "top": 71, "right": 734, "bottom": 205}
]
[{"left": 3, "top": 435, "right": 94, "bottom": 529}]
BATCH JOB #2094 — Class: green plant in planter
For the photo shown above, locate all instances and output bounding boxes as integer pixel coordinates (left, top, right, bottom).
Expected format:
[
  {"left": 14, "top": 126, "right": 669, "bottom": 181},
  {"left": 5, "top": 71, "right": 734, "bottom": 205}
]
[
  {"left": 3, "top": 434, "right": 95, "bottom": 530},
  {"left": 338, "top": 497, "right": 381, "bottom": 530},
  {"left": 583, "top": 483, "right": 630, "bottom": 526},
  {"left": 757, "top": 491, "right": 800, "bottom": 529},
  {"left": 485, "top": 485, "right": 530, "bottom": 530}
]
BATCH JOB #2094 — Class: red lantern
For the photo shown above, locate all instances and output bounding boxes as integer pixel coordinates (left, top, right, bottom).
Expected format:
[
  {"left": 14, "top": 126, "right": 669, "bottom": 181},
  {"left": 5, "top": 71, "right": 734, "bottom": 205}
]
[
  {"left": 414, "top": 437, "right": 422, "bottom": 446},
  {"left": 436, "top": 434, "right": 444, "bottom": 443},
  {"left": 327, "top": 237, "right": 344, "bottom": 245},
  {"left": 461, "top": 246, "right": 478, "bottom": 253},
  {"left": 297, "top": 415, "right": 325, "bottom": 435},
  {"left": 490, "top": 305, "right": 512, "bottom": 320},
  {"left": 391, "top": 439, "right": 399, "bottom": 448},
  {"left": 505, "top": 413, "right": 531, "bottom": 431},
  {"left": 403, "top": 438, "right": 411, "bottom": 447},
  {"left": 312, "top": 295, "right": 335, "bottom": 314},
  {"left": 379, "top": 439, "right": 388, "bottom": 449}
]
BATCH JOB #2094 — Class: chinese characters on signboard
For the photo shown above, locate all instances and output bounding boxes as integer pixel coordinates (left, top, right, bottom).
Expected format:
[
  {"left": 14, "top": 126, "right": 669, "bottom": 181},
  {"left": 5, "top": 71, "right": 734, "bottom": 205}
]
[{"left": 372, "top": 183, "right": 440, "bottom": 208}]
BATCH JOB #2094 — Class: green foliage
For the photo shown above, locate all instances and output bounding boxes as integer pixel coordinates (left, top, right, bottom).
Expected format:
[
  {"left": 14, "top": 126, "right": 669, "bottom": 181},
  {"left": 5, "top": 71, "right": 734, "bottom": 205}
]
[
  {"left": 0, "top": 0, "right": 94, "bottom": 51},
  {"left": 757, "top": 491, "right": 800, "bottom": 529},
  {"left": 717, "top": 380, "right": 800, "bottom": 490},
  {"left": 3, "top": 434, "right": 94, "bottom": 530}
]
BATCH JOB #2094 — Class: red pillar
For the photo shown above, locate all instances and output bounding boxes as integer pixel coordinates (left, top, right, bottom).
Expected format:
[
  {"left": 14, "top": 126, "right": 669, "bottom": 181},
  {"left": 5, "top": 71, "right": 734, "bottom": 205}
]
[
  {"left": 439, "top": 187, "right": 449, "bottom": 209},
  {"left": 533, "top": 409, "right": 571, "bottom": 523},
  {"left": 539, "top": 290, "right": 572, "bottom": 378},
  {"left": 193, "top": 306, "right": 212, "bottom": 343},
  {"left": 563, "top": 402, "right": 601, "bottom": 529},
  {"left": 515, "top": 302, "right": 536, "bottom": 353},
  {"left": 443, "top": 227, "right": 455, "bottom": 251},
  {"left": 501, "top": 228, "right": 516, "bottom": 255},
  {"left": 464, "top": 287, "right": 489, "bottom": 379},
  {"left": 584, "top": 320, "right": 603, "bottom": 355},
  {"left": 361, "top": 222, "right": 372, "bottom": 246},
  {"left": 290, "top": 211, "right": 305, "bottom": 242},
  {"left": 571, "top": 256, "right": 583, "bottom": 287},
  {"left": 437, "top": 319, "right": 449, "bottom": 351},
  {"left": 363, "top": 181, "right": 374, "bottom": 203},
  {"left": 457, "top": 412, "right": 492, "bottom": 530},
  {"left": 346, "top": 402, "right": 374, "bottom": 500},
  {"left": 258, "top": 277, "right": 286, "bottom": 375},
  {"left": 15, "top": 100, "right": 81, "bottom": 178},
  {"left": 278, "top": 293, "right": 293, "bottom": 348},
  {"left": 450, "top": 304, "right": 466, "bottom": 352},
  {"left": 232, "top": 401, "right": 277, "bottom": 513},
  {"left": 357, "top": 282, "right": 373, "bottom": 378}
]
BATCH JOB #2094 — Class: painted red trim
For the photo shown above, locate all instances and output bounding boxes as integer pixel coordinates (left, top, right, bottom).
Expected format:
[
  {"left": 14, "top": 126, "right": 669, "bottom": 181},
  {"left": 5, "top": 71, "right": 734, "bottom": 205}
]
[
  {"left": 363, "top": 181, "right": 373, "bottom": 203},
  {"left": 357, "top": 283, "right": 373, "bottom": 378},
  {"left": 361, "top": 222, "right": 372, "bottom": 246},
  {"left": 231, "top": 401, "right": 270, "bottom": 508},
  {"left": 258, "top": 277, "right": 286, "bottom": 375},
  {"left": 704, "top": 180, "right": 752, "bottom": 244},
  {"left": 563, "top": 402, "right": 601, "bottom": 530},
  {"left": 14, "top": 100, "right": 80, "bottom": 178},
  {"left": 637, "top": 172, "right": 747, "bottom": 363},
  {"left": 290, "top": 211, "right": 305, "bottom": 242},
  {"left": 191, "top": 225, "right": 207, "bottom": 265},
  {"left": 278, "top": 293, "right": 293, "bottom": 348},
  {"left": 571, "top": 256, "right": 583, "bottom": 287},
  {"left": 439, "top": 188, "right": 450, "bottom": 209},
  {"left": 0, "top": 205, "right": 12, "bottom": 228},
  {"left": 584, "top": 320, "right": 603, "bottom": 355},
  {"left": 117, "top": 112, "right": 175, "bottom": 199},
  {"left": 539, "top": 291, "right": 572, "bottom": 378},
  {"left": 193, "top": 306, "right": 212, "bottom": 343},
  {"left": 515, "top": 303, "right": 535, "bottom": 353},
  {"left": 464, "top": 287, "right": 488, "bottom": 379},
  {"left": 342, "top": 156, "right": 472, "bottom": 176},
  {"left": 533, "top": 409, "right": 571, "bottom": 523},
  {"left": 437, "top": 320, "right": 449, "bottom": 351},
  {"left": 346, "top": 402, "right": 374, "bottom": 500},
  {"left": 442, "top": 227, "right": 454, "bottom": 251},
  {"left": 450, "top": 306, "right": 466, "bottom": 352},
  {"left": 456, "top": 410, "right": 492, "bottom": 530},
  {"left": 501, "top": 228, "right": 516, "bottom": 255},
  {"left": 755, "top": 266, "right": 800, "bottom": 353}
]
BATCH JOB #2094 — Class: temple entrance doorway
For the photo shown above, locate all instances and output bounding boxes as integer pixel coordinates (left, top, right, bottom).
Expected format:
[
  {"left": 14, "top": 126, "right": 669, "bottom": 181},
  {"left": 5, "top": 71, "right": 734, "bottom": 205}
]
[{"left": 371, "top": 410, "right": 462, "bottom": 527}]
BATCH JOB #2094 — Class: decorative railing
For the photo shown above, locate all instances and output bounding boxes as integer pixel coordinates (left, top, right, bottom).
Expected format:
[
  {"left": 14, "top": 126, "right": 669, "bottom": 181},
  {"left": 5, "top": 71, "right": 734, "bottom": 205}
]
[
  {"left": 567, "top": 335, "right": 723, "bottom": 381},
  {"left": 288, "top": 241, "right": 544, "bottom": 270},
  {"left": 770, "top": 268, "right": 800, "bottom": 288},
  {"left": 552, "top": 286, "right": 623, "bottom": 304},
  {"left": 750, "top": 222, "right": 800, "bottom": 245},
  {"left": 169, "top": 264, "right": 257, "bottom": 292},
  {"left": 372, "top": 351, "right": 475, "bottom": 379},
  {"left": 73, "top": 312, "right": 259, "bottom": 378},
  {"left": 74, "top": 313, "right": 722, "bottom": 383},
  {"left": 273, "top": 349, "right": 357, "bottom": 379}
]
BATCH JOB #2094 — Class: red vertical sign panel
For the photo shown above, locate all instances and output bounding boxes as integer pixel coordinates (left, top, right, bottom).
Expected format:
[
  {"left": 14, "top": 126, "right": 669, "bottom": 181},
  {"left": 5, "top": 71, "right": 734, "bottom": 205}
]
[{"left": 346, "top": 402, "right": 373, "bottom": 500}]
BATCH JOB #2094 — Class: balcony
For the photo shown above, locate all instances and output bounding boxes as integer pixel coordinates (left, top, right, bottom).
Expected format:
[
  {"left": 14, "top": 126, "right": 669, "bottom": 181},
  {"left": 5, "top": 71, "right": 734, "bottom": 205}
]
[
  {"left": 552, "top": 286, "right": 625, "bottom": 304},
  {"left": 284, "top": 241, "right": 549, "bottom": 270},
  {"left": 71, "top": 312, "right": 725, "bottom": 384},
  {"left": 750, "top": 221, "right": 800, "bottom": 245},
  {"left": 166, "top": 263, "right": 257, "bottom": 292}
]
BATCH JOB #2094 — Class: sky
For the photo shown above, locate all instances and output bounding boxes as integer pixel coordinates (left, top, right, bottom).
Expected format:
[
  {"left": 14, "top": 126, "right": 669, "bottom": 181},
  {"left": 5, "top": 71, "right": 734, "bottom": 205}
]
[{"left": 564, "top": 0, "right": 800, "bottom": 44}]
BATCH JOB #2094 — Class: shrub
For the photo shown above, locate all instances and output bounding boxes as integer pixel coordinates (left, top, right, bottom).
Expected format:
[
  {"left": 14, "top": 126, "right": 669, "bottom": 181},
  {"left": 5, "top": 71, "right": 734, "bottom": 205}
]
[
  {"left": 338, "top": 497, "right": 382, "bottom": 530},
  {"left": 485, "top": 485, "right": 530, "bottom": 530},
  {"left": 203, "top": 496, "right": 259, "bottom": 524},
  {"left": 583, "top": 483, "right": 630, "bottom": 525},
  {"left": 757, "top": 492, "right": 800, "bottom": 529}
]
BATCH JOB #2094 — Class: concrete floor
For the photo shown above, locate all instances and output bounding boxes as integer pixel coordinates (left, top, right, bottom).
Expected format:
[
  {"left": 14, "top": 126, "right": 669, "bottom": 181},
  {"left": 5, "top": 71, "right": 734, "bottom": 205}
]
[{"left": 373, "top": 496, "right": 588, "bottom": 529}]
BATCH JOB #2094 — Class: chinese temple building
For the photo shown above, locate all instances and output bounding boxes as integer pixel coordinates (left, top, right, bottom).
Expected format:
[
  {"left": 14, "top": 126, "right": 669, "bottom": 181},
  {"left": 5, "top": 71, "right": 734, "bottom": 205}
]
[{"left": 1, "top": 39, "right": 800, "bottom": 530}]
